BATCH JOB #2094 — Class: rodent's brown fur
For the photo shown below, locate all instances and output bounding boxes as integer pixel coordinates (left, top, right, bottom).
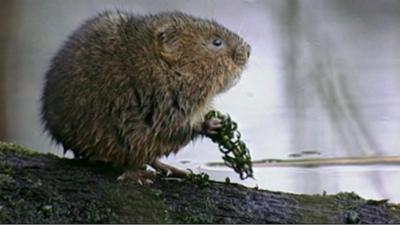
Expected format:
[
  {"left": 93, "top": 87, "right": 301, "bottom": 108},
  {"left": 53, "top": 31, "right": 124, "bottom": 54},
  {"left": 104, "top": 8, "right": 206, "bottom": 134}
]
[{"left": 41, "top": 10, "right": 250, "bottom": 168}]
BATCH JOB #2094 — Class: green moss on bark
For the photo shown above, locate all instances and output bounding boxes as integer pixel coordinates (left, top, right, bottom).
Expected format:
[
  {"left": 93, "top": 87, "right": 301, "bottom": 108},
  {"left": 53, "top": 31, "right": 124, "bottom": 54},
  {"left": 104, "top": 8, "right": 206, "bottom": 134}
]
[{"left": 0, "top": 142, "right": 170, "bottom": 223}]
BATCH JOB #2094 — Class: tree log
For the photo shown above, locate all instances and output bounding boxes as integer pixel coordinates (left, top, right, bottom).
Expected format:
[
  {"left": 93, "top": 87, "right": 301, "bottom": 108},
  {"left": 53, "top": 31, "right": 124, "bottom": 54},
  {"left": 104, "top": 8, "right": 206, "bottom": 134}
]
[{"left": 0, "top": 142, "right": 399, "bottom": 223}]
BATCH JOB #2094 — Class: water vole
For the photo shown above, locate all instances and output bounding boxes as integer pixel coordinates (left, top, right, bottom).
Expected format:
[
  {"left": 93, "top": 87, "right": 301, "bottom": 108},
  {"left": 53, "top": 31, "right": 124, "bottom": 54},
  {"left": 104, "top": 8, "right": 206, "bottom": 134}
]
[{"left": 41, "top": 10, "right": 250, "bottom": 179}]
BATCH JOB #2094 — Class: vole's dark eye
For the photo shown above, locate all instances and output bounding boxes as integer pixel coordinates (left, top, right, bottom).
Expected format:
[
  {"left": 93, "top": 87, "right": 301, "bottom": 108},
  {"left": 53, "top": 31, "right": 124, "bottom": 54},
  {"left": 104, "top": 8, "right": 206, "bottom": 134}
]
[
  {"left": 208, "top": 36, "right": 225, "bottom": 49},
  {"left": 212, "top": 38, "right": 223, "bottom": 47}
]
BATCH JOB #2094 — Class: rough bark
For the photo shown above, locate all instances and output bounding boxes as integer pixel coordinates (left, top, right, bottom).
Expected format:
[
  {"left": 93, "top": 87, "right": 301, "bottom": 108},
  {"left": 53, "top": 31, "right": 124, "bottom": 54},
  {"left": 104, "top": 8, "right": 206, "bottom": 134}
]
[{"left": 0, "top": 142, "right": 399, "bottom": 224}]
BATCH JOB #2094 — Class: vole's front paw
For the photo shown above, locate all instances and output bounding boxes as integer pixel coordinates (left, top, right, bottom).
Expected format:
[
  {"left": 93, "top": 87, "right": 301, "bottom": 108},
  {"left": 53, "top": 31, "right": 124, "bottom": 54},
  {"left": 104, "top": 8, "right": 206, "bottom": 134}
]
[
  {"left": 117, "top": 170, "right": 156, "bottom": 185},
  {"left": 202, "top": 117, "right": 223, "bottom": 136}
]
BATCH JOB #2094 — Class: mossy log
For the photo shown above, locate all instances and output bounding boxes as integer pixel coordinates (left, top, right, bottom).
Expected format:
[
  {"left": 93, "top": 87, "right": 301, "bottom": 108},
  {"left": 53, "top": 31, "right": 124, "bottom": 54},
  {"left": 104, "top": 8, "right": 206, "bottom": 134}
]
[{"left": 0, "top": 142, "right": 399, "bottom": 224}]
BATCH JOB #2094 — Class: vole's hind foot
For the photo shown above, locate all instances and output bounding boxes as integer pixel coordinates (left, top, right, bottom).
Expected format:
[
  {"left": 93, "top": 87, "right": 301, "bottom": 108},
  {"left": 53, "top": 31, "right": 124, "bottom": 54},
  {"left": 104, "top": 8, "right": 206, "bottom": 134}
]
[
  {"left": 203, "top": 117, "right": 223, "bottom": 136},
  {"left": 152, "top": 159, "right": 188, "bottom": 178},
  {"left": 117, "top": 170, "right": 156, "bottom": 185}
]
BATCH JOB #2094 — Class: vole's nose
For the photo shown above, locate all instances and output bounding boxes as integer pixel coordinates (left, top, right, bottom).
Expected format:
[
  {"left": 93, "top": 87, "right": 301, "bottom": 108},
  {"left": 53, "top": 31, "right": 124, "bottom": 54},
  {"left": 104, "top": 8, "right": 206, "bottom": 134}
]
[{"left": 233, "top": 42, "right": 251, "bottom": 67}]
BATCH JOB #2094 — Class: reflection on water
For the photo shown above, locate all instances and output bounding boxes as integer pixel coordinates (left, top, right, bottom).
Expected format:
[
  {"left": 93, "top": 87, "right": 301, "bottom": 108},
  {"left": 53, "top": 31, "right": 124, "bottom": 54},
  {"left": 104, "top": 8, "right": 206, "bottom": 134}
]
[
  {"left": 165, "top": 149, "right": 400, "bottom": 203},
  {"left": 167, "top": 159, "right": 400, "bottom": 203}
]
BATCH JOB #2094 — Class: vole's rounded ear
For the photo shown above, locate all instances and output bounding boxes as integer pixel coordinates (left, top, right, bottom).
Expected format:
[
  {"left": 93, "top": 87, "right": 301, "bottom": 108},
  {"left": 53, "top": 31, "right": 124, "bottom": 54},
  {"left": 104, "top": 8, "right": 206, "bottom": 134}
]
[
  {"left": 155, "top": 23, "right": 182, "bottom": 65},
  {"left": 155, "top": 23, "right": 175, "bottom": 42}
]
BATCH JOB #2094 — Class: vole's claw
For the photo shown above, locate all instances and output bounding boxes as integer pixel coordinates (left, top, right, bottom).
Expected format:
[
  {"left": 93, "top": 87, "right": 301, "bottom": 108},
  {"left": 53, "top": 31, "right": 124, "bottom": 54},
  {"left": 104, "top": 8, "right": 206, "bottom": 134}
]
[
  {"left": 117, "top": 170, "right": 156, "bottom": 185},
  {"left": 145, "top": 179, "right": 154, "bottom": 185},
  {"left": 152, "top": 159, "right": 188, "bottom": 178},
  {"left": 203, "top": 118, "right": 223, "bottom": 136}
]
